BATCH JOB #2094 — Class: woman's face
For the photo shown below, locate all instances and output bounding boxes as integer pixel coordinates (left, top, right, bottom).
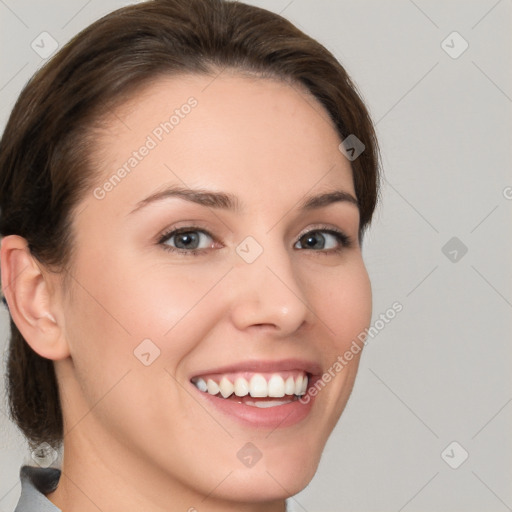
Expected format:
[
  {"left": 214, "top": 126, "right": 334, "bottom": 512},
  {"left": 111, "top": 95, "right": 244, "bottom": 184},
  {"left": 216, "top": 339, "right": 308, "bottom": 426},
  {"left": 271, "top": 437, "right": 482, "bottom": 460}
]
[{"left": 57, "top": 72, "right": 372, "bottom": 505}]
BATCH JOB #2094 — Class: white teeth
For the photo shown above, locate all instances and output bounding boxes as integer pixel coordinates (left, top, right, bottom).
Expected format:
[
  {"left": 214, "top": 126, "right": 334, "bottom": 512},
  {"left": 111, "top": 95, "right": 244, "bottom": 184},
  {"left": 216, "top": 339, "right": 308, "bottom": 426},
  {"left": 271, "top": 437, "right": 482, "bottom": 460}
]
[
  {"left": 294, "top": 375, "right": 303, "bottom": 396},
  {"left": 268, "top": 375, "right": 285, "bottom": 397},
  {"left": 234, "top": 377, "right": 249, "bottom": 397},
  {"left": 249, "top": 374, "right": 268, "bottom": 397},
  {"left": 194, "top": 377, "right": 208, "bottom": 392},
  {"left": 219, "top": 376, "right": 234, "bottom": 398},
  {"left": 246, "top": 399, "right": 294, "bottom": 408},
  {"left": 285, "top": 376, "right": 296, "bottom": 395},
  {"left": 207, "top": 379, "right": 220, "bottom": 395},
  {"left": 194, "top": 372, "right": 310, "bottom": 399},
  {"left": 300, "top": 376, "right": 308, "bottom": 395}
]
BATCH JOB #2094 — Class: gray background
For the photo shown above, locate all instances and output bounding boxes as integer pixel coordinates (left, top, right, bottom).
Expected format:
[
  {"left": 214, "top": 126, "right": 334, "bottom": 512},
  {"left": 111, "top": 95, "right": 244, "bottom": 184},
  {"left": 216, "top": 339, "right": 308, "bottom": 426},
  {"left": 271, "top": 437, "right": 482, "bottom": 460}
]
[{"left": 1, "top": 1, "right": 511, "bottom": 511}]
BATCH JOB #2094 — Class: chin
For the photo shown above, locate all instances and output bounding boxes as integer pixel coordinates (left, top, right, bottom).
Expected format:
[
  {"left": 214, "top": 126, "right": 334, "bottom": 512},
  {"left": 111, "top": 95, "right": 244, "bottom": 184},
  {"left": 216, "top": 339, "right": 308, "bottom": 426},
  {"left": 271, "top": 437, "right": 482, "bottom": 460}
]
[
  {"left": 218, "top": 429, "right": 329, "bottom": 503},
  {"left": 214, "top": 459, "right": 320, "bottom": 503}
]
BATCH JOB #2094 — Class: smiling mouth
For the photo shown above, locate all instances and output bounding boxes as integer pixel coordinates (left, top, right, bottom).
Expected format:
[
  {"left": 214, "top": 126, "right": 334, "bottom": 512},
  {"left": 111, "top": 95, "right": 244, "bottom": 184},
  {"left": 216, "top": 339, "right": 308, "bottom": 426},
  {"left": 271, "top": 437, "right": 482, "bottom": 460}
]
[{"left": 191, "top": 370, "right": 309, "bottom": 408}]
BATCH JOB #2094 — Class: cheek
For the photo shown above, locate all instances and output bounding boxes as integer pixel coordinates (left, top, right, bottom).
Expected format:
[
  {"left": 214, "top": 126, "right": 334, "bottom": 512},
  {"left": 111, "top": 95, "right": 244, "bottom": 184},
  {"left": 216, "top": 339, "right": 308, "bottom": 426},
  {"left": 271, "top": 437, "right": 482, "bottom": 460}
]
[
  {"left": 311, "top": 258, "right": 372, "bottom": 349},
  {"left": 68, "top": 241, "right": 371, "bottom": 362},
  {"left": 122, "top": 261, "right": 233, "bottom": 344},
  {"left": 303, "top": 258, "right": 371, "bottom": 416},
  {"left": 69, "top": 250, "right": 233, "bottom": 369},
  {"left": 60, "top": 254, "right": 229, "bottom": 441}
]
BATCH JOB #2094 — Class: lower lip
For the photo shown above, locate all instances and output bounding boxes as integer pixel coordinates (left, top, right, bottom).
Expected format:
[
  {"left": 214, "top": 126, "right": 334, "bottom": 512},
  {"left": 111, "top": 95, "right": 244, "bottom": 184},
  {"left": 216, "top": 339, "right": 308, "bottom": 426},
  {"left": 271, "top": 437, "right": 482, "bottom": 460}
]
[{"left": 191, "top": 382, "right": 317, "bottom": 429}]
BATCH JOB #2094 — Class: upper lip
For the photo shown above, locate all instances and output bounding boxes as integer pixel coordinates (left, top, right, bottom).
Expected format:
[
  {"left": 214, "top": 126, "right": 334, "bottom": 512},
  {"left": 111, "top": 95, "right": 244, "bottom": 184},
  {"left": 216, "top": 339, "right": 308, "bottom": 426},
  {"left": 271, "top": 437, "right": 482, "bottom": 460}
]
[{"left": 189, "top": 358, "right": 322, "bottom": 380}]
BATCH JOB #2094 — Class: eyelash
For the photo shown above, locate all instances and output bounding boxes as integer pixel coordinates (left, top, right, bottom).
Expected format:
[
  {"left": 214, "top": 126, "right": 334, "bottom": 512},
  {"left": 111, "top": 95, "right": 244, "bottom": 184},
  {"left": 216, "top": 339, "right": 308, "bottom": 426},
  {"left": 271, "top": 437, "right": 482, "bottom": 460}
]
[{"left": 157, "top": 225, "right": 353, "bottom": 257}]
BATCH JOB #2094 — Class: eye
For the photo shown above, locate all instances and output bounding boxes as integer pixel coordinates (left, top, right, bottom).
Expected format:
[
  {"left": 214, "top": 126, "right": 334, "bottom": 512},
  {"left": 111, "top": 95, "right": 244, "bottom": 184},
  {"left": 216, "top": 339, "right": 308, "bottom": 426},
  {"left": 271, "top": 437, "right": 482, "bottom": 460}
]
[
  {"left": 158, "top": 225, "right": 353, "bottom": 257},
  {"left": 159, "top": 227, "right": 216, "bottom": 256},
  {"left": 294, "top": 228, "right": 352, "bottom": 253}
]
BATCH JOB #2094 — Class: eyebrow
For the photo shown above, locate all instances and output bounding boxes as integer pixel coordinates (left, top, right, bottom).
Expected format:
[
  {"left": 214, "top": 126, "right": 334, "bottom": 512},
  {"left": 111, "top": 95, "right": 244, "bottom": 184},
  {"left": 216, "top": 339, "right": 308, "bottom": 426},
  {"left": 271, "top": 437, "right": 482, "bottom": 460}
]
[{"left": 128, "top": 185, "right": 359, "bottom": 215}]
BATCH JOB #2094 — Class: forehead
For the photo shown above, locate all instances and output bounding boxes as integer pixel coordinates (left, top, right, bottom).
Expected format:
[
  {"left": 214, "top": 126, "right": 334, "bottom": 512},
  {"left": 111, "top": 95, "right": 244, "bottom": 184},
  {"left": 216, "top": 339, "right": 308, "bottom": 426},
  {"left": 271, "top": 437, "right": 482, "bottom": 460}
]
[{"left": 86, "top": 72, "right": 355, "bottom": 215}]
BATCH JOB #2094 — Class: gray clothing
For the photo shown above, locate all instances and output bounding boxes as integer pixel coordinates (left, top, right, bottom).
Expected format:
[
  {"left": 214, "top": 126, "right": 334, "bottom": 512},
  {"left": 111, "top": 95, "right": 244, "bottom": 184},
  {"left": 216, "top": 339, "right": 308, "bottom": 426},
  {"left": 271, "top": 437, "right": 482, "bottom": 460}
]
[{"left": 14, "top": 465, "right": 61, "bottom": 512}]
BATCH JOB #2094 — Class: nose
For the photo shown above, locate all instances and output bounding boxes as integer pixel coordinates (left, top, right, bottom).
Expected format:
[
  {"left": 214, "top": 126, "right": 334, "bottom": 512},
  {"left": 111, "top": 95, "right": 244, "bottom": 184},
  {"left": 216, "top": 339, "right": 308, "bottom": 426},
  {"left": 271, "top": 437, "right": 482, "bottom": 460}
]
[{"left": 228, "top": 239, "right": 311, "bottom": 336}]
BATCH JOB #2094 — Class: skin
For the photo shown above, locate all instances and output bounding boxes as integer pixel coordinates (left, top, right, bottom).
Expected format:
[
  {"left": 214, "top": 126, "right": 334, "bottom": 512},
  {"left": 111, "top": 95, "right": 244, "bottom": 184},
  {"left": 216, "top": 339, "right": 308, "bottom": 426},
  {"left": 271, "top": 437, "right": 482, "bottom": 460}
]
[{"left": 1, "top": 72, "right": 372, "bottom": 512}]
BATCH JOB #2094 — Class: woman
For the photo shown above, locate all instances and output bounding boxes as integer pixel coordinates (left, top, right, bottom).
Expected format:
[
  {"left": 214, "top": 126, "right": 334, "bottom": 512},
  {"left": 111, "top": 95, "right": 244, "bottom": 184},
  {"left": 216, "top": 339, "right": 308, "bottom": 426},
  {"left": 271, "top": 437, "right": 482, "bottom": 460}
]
[{"left": 0, "top": 0, "right": 379, "bottom": 510}]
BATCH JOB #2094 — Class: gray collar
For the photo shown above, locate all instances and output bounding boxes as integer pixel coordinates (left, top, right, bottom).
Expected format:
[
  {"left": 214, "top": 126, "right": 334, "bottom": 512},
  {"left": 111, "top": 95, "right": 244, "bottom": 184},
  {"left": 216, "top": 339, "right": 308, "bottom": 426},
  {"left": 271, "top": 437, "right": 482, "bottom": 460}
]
[{"left": 14, "top": 465, "right": 61, "bottom": 512}]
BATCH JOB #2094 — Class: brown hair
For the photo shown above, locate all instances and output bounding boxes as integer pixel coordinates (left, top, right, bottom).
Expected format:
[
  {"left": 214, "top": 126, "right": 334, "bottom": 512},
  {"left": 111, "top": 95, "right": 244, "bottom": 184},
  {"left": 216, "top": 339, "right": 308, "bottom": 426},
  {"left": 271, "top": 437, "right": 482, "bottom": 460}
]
[{"left": 0, "top": 0, "right": 380, "bottom": 451}]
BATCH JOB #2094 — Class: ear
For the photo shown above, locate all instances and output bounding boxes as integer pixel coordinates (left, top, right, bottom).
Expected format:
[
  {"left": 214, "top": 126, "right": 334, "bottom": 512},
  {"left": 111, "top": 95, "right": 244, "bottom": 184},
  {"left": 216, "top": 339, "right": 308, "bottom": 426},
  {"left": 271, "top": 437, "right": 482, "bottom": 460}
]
[{"left": 0, "top": 234, "right": 70, "bottom": 360}]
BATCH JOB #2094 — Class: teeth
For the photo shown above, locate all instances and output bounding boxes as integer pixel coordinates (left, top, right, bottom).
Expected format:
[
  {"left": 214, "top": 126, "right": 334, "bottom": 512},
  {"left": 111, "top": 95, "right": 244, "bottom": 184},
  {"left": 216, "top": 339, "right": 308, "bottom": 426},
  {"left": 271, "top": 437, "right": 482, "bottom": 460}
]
[
  {"left": 250, "top": 374, "right": 268, "bottom": 397},
  {"left": 294, "top": 375, "right": 303, "bottom": 396},
  {"left": 206, "top": 379, "right": 219, "bottom": 395},
  {"left": 219, "top": 377, "right": 234, "bottom": 398},
  {"left": 245, "top": 399, "right": 294, "bottom": 408},
  {"left": 268, "top": 375, "right": 285, "bottom": 397},
  {"left": 300, "top": 376, "right": 308, "bottom": 395},
  {"left": 284, "top": 376, "right": 295, "bottom": 395},
  {"left": 194, "top": 377, "right": 208, "bottom": 392},
  {"left": 234, "top": 377, "right": 249, "bottom": 397},
  {"left": 194, "top": 372, "right": 309, "bottom": 399}
]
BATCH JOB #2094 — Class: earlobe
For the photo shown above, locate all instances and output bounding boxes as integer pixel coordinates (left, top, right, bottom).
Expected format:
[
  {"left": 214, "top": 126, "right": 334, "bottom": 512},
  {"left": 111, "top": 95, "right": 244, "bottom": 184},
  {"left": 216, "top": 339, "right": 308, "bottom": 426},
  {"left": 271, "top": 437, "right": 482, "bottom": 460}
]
[{"left": 0, "top": 234, "right": 69, "bottom": 360}]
